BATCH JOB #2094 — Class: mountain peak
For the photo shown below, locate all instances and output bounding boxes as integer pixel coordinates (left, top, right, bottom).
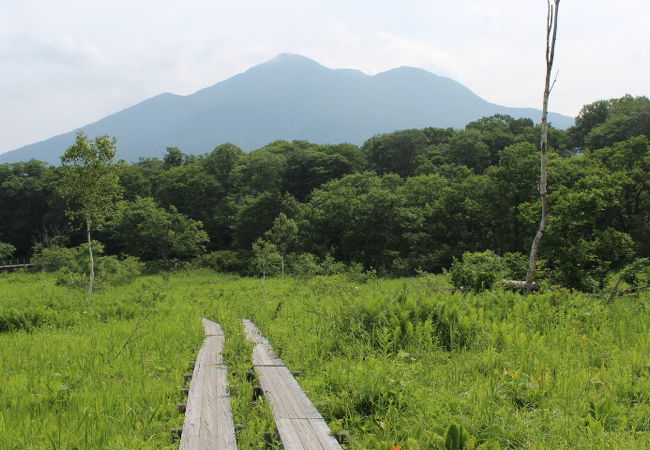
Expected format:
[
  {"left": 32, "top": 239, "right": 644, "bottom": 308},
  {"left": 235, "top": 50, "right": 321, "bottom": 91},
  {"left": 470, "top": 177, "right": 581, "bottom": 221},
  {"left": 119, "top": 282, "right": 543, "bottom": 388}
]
[
  {"left": 0, "top": 55, "right": 574, "bottom": 164},
  {"left": 262, "top": 53, "right": 323, "bottom": 68}
]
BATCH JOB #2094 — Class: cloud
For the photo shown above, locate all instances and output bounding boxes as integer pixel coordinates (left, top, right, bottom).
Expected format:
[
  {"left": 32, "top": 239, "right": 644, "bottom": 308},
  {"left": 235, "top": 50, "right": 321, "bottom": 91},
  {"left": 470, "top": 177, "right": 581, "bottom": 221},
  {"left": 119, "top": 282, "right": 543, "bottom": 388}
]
[{"left": 0, "top": 0, "right": 648, "bottom": 153}]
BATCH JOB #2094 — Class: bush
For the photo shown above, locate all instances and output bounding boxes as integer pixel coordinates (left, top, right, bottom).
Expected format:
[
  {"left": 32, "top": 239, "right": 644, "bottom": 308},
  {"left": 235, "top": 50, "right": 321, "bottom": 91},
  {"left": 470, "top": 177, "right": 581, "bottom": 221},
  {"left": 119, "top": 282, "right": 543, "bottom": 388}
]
[
  {"left": 194, "top": 250, "right": 244, "bottom": 273},
  {"left": 34, "top": 242, "right": 142, "bottom": 288},
  {"left": 450, "top": 250, "right": 507, "bottom": 292},
  {"left": 96, "top": 255, "right": 144, "bottom": 285},
  {"left": 0, "top": 242, "right": 16, "bottom": 260},
  {"left": 618, "top": 258, "right": 650, "bottom": 288},
  {"left": 550, "top": 229, "right": 636, "bottom": 291},
  {"left": 288, "top": 253, "right": 323, "bottom": 278},
  {"left": 32, "top": 245, "right": 79, "bottom": 272}
]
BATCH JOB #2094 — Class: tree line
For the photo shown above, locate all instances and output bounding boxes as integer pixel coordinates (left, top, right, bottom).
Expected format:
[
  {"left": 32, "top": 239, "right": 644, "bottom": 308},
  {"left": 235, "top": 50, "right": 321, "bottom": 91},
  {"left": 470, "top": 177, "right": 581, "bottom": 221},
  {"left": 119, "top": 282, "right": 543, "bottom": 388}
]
[{"left": 0, "top": 94, "right": 648, "bottom": 290}]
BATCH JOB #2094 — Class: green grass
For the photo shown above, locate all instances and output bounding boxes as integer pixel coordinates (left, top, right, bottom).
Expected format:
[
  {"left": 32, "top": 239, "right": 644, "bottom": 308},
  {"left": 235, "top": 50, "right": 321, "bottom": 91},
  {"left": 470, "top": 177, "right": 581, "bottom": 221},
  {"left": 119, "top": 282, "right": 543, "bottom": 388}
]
[{"left": 1, "top": 270, "right": 650, "bottom": 448}]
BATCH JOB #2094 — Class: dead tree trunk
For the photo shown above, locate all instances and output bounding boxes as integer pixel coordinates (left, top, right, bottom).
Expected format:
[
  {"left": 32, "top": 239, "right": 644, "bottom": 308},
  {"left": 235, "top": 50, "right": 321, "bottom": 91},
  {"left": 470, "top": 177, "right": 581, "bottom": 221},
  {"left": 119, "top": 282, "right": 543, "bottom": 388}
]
[
  {"left": 525, "top": 0, "right": 560, "bottom": 292},
  {"left": 86, "top": 216, "right": 95, "bottom": 301}
]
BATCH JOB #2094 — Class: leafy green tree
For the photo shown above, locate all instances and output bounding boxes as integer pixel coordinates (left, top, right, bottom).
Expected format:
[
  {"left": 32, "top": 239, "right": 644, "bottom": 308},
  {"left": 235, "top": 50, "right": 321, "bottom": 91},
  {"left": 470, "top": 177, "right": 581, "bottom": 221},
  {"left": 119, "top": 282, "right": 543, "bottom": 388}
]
[
  {"left": 264, "top": 213, "right": 298, "bottom": 277},
  {"left": 237, "top": 150, "right": 285, "bottom": 194},
  {"left": 59, "top": 132, "right": 122, "bottom": 300},
  {"left": 203, "top": 143, "right": 244, "bottom": 194},
  {"left": 363, "top": 129, "right": 430, "bottom": 177},
  {"left": 584, "top": 95, "right": 650, "bottom": 150},
  {"left": 282, "top": 148, "right": 362, "bottom": 201},
  {"left": 528, "top": 173, "right": 635, "bottom": 290},
  {"left": 444, "top": 129, "right": 491, "bottom": 173},
  {"left": 0, "top": 242, "right": 16, "bottom": 260},
  {"left": 465, "top": 114, "right": 517, "bottom": 164},
  {"left": 154, "top": 160, "right": 223, "bottom": 247},
  {"left": 109, "top": 197, "right": 208, "bottom": 260},
  {"left": 299, "top": 172, "right": 407, "bottom": 269},
  {"left": 162, "top": 147, "right": 186, "bottom": 169},
  {"left": 0, "top": 160, "right": 63, "bottom": 256},
  {"left": 233, "top": 192, "right": 298, "bottom": 249},
  {"left": 251, "top": 238, "right": 281, "bottom": 279}
]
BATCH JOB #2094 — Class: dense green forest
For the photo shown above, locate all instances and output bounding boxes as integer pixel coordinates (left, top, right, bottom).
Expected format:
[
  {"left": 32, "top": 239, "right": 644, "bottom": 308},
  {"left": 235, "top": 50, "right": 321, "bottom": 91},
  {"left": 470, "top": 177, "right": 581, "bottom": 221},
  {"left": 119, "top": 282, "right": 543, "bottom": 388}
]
[{"left": 1, "top": 94, "right": 649, "bottom": 291}]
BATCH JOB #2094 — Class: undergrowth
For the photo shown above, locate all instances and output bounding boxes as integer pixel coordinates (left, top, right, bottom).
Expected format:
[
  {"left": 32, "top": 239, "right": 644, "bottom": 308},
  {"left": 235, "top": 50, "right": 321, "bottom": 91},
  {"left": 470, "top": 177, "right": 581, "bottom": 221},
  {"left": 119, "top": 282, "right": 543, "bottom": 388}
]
[{"left": 1, "top": 270, "right": 649, "bottom": 448}]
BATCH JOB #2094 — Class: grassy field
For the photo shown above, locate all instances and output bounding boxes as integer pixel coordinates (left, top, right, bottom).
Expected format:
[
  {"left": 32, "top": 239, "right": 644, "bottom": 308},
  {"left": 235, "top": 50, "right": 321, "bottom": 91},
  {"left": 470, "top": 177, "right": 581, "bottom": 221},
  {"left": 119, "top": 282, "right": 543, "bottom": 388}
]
[{"left": 1, "top": 270, "right": 649, "bottom": 449}]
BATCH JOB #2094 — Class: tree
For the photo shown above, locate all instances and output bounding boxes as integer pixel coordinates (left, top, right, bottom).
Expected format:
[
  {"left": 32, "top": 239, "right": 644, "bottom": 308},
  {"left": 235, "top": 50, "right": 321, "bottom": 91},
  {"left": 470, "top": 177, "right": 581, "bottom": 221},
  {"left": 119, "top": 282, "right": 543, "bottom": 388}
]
[
  {"left": 203, "top": 143, "right": 244, "bottom": 194},
  {"left": 298, "top": 172, "right": 407, "bottom": 269},
  {"left": 109, "top": 197, "right": 208, "bottom": 260},
  {"left": 60, "top": 132, "right": 122, "bottom": 300},
  {"left": 525, "top": 0, "right": 560, "bottom": 291},
  {"left": 363, "top": 129, "right": 430, "bottom": 177},
  {"left": 264, "top": 213, "right": 298, "bottom": 277},
  {"left": 0, "top": 242, "right": 15, "bottom": 260},
  {"left": 251, "top": 239, "right": 281, "bottom": 279}
]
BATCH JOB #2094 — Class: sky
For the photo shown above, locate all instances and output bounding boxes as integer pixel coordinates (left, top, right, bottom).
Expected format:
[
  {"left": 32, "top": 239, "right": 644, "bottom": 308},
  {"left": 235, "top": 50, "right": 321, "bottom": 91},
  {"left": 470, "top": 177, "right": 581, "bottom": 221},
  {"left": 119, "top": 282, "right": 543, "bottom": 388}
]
[{"left": 1, "top": 0, "right": 648, "bottom": 154}]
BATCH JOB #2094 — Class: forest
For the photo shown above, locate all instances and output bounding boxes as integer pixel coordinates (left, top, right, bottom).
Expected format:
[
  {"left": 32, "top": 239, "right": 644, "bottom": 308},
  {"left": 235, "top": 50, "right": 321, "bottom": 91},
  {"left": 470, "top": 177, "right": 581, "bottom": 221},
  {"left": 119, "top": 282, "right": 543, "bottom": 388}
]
[{"left": 1, "top": 94, "right": 649, "bottom": 292}]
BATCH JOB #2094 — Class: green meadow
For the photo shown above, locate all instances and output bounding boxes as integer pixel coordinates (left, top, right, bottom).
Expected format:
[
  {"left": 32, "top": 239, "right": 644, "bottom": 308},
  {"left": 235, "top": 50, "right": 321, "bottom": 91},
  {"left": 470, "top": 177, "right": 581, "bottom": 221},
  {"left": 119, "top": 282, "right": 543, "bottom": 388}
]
[{"left": 1, "top": 270, "right": 649, "bottom": 449}]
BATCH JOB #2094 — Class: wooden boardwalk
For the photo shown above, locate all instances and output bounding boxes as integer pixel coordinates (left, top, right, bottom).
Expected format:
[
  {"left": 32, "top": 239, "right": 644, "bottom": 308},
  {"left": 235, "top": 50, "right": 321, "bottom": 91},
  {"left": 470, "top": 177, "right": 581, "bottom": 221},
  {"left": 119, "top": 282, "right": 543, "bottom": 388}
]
[
  {"left": 243, "top": 319, "right": 342, "bottom": 450},
  {"left": 180, "top": 318, "right": 237, "bottom": 450},
  {"left": 0, "top": 264, "right": 34, "bottom": 272}
]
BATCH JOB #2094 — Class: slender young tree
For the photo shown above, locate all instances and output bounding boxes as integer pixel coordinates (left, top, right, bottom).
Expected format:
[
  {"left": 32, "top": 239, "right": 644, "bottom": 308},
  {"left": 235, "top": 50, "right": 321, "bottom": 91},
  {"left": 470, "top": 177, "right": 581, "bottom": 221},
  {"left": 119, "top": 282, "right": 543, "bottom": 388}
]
[
  {"left": 60, "top": 132, "right": 122, "bottom": 301},
  {"left": 525, "top": 0, "right": 561, "bottom": 291},
  {"left": 264, "top": 212, "right": 298, "bottom": 278}
]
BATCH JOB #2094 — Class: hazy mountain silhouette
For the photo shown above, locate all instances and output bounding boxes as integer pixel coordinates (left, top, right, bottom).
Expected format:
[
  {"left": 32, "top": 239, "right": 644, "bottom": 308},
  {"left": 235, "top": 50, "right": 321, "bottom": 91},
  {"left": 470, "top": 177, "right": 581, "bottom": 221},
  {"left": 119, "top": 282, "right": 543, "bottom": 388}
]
[{"left": 0, "top": 54, "right": 574, "bottom": 164}]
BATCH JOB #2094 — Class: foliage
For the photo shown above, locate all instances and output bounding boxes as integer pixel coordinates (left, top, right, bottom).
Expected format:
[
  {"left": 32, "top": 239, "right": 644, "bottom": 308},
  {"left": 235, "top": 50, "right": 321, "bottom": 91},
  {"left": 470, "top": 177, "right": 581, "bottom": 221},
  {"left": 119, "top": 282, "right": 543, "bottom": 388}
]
[
  {"left": 2, "top": 271, "right": 650, "bottom": 448},
  {"left": 251, "top": 239, "right": 281, "bottom": 278},
  {"left": 0, "top": 242, "right": 16, "bottom": 260},
  {"left": 32, "top": 242, "right": 143, "bottom": 288},
  {"left": 109, "top": 197, "right": 208, "bottom": 260},
  {"left": 263, "top": 213, "right": 298, "bottom": 276},
  {"left": 618, "top": 258, "right": 650, "bottom": 288},
  {"left": 59, "top": 132, "right": 122, "bottom": 299},
  {"left": 32, "top": 244, "right": 78, "bottom": 272},
  {"left": 450, "top": 251, "right": 508, "bottom": 292},
  {"left": 59, "top": 132, "right": 122, "bottom": 228},
  {"left": 1, "top": 97, "right": 649, "bottom": 292},
  {"left": 193, "top": 250, "right": 245, "bottom": 273}
]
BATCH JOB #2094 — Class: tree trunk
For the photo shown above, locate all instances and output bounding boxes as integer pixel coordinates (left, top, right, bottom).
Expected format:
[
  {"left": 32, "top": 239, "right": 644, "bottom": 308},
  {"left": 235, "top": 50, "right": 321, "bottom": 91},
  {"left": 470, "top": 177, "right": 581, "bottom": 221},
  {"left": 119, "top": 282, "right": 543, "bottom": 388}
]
[
  {"left": 280, "top": 253, "right": 285, "bottom": 279},
  {"left": 86, "top": 216, "right": 95, "bottom": 301},
  {"left": 525, "top": 0, "right": 560, "bottom": 292}
]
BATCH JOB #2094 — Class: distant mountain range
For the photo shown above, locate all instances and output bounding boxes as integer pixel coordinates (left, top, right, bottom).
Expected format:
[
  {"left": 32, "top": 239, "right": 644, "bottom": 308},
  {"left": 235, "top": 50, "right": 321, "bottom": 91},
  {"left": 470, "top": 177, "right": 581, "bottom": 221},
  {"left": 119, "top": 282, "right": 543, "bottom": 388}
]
[{"left": 0, "top": 54, "right": 574, "bottom": 164}]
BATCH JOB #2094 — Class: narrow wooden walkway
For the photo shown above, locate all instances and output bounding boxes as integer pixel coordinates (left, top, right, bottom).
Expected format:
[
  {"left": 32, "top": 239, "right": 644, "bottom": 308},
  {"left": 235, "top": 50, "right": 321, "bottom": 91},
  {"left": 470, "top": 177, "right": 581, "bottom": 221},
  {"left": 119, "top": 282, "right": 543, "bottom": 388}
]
[
  {"left": 243, "top": 319, "right": 342, "bottom": 450},
  {"left": 180, "top": 318, "right": 237, "bottom": 450},
  {"left": 0, "top": 264, "right": 33, "bottom": 272}
]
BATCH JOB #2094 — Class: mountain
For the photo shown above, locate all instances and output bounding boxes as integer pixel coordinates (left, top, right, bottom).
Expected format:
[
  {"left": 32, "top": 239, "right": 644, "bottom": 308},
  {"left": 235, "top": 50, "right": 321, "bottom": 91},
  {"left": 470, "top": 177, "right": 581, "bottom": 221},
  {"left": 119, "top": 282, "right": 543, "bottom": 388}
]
[{"left": 0, "top": 54, "right": 574, "bottom": 164}]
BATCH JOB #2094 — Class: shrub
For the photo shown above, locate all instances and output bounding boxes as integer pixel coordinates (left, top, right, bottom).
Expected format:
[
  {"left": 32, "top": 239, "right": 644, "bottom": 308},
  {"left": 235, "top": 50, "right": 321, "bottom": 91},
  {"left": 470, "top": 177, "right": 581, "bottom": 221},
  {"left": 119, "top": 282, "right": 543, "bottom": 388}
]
[
  {"left": 288, "top": 253, "right": 323, "bottom": 278},
  {"left": 194, "top": 250, "right": 244, "bottom": 273},
  {"left": 34, "top": 242, "right": 142, "bottom": 288},
  {"left": 32, "top": 245, "right": 78, "bottom": 272},
  {"left": 0, "top": 242, "right": 16, "bottom": 260},
  {"left": 450, "top": 250, "right": 507, "bottom": 292},
  {"left": 96, "top": 255, "right": 144, "bottom": 285},
  {"left": 618, "top": 257, "right": 650, "bottom": 288}
]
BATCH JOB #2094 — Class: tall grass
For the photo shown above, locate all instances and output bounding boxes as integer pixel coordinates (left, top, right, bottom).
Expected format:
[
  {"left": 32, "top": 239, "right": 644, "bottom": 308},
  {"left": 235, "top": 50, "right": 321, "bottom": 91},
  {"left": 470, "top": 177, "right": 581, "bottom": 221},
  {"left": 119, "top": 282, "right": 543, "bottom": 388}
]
[{"left": 1, "top": 270, "right": 649, "bottom": 448}]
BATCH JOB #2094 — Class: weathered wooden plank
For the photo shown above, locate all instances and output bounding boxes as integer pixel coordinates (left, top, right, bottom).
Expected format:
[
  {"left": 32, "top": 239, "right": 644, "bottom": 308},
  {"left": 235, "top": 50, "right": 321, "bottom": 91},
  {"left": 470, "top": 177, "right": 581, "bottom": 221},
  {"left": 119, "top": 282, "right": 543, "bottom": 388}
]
[
  {"left": 180, "top": 319, "right": 236, "bottom": 450},
  {"left": 243, "top": 320, "right": 342, "bottom": 450},
  {"left": 308, "top": 419, "right": 342, "bottom": 450}
]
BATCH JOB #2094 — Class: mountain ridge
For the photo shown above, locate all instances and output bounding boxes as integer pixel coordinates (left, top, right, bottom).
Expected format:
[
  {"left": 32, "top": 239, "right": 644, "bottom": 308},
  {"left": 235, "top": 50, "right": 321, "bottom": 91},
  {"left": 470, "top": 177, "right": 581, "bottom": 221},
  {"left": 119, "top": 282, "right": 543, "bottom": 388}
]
[{"left": 0, "top": 54, "right": 574, "bottom": 164}]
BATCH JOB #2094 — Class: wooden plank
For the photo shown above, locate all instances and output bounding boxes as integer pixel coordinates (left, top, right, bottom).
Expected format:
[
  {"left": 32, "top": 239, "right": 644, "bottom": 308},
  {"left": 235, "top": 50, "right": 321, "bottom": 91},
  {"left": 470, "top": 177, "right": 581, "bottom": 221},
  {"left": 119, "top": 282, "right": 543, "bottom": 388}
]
[
  {"left": 243, "top": 320, "right": 342, "bottom": 450},
  {"left": 180, "top": 319, "right": 237, "bottom": 450}
]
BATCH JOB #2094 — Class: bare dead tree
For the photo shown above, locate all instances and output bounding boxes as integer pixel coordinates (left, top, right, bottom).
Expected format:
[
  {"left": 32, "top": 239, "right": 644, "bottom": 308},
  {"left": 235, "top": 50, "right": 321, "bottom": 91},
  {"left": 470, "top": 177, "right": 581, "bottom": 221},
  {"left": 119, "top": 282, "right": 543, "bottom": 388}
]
[{"left": 525, "top": 0, "right": 561, "bottom": 292}]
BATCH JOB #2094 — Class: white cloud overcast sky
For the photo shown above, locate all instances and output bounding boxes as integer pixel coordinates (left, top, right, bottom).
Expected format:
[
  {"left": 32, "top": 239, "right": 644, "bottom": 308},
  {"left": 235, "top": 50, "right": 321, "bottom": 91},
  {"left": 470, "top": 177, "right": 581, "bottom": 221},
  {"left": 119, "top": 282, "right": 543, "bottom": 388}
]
[{"left": 1, "top": 0, "right": 648, "bottom": 154}]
